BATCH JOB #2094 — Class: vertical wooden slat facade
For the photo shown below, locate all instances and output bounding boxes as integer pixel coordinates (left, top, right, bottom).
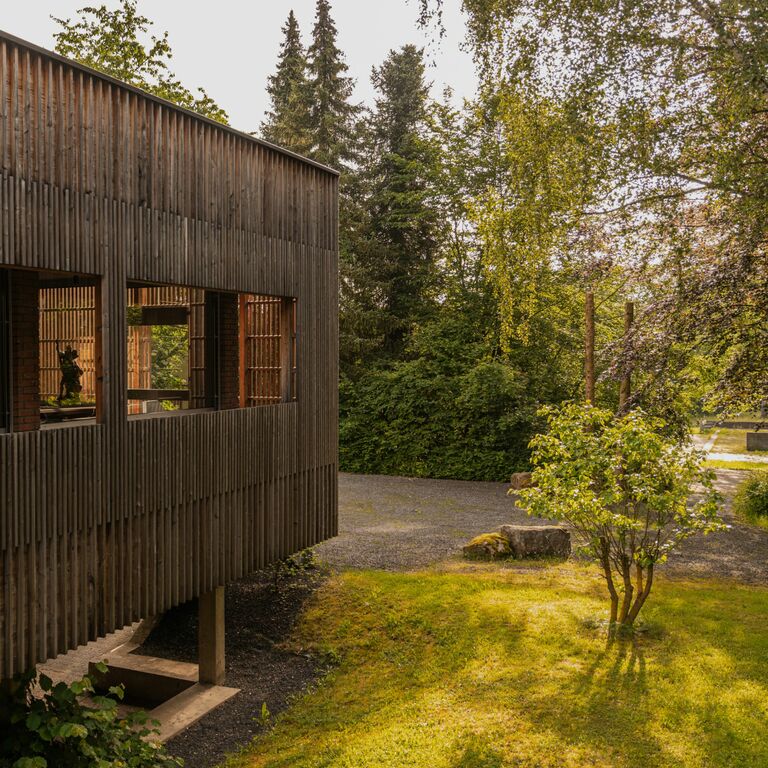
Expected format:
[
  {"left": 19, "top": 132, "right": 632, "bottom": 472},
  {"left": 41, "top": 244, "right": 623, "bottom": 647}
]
[{"left": 0, "top": 31, "right": 339, "bottom": 679}]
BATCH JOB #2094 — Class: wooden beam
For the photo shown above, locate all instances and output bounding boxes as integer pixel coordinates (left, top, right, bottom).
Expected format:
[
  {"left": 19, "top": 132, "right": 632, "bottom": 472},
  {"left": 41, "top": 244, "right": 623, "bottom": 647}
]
[
  {"left": 127, "top": 306, "right": 189, "bottom": 327},
  {"left": 127, "top": 389, "right": 190, "bottom": 401},
  {"left": 198, "top": 587, "right": 225, "bottom": 685}
]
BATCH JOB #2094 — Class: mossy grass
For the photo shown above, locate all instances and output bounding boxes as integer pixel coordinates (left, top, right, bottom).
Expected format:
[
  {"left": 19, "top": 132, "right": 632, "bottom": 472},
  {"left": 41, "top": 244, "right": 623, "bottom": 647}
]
[{"left": 226, "top": 564, "right": 768, "bottom": 768}]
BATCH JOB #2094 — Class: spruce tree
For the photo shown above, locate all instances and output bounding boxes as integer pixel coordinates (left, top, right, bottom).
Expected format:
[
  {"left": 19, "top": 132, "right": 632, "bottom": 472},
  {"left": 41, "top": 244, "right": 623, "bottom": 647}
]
[
  {"left": 352, "top": 45, "right": 442, "bottom": 357},
  {"left": 261, "top": 10, "right": 311, "bottom": 153},
  {"left": 306, "top": 0, "right": 358, "bottom": 169}
]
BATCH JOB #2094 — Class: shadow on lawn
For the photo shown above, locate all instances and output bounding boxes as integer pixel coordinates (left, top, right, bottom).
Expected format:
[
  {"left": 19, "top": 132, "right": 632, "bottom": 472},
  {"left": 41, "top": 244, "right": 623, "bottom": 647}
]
[{"left": 451, "top": 736, "right": 504, "bottom": 768}]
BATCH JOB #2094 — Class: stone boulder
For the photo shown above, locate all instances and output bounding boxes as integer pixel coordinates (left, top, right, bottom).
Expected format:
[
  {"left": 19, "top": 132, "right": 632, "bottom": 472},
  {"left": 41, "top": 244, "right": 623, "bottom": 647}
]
[
  {"left": 509, "top": 472, "right": 534, "bottom": 490},
  {"left": 498, "top": 524, "right": 571, "bottom": 559},
  {"left": 462, "top": 533, "right": 512, "bottom": 560}
]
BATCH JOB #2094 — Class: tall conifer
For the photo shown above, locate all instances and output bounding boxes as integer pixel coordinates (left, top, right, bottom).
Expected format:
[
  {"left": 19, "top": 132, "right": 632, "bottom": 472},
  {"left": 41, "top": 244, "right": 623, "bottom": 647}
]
[
  {"left": 306, "top": 0, "right": 358, "bottom": 169},
  {"left": 261, "top": 10, "right": 311, "bottom": 152},
  {"left": 352, "top": 45, "right": 442, "bottom": 356}
]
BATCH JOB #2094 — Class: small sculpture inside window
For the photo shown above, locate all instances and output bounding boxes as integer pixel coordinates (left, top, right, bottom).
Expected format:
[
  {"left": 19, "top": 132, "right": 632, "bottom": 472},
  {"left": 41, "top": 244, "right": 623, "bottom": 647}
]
[{"left": 56, "top": 341, "right": 84, "bottom": 405}]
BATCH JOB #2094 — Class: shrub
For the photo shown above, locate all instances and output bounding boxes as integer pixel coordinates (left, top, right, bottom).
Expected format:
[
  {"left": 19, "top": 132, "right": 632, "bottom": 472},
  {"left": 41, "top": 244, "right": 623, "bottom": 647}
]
[
  {"left": 517, "top": 403, "right": 725, "bottom": 631},
  {"left": 733, "top": 471, "right": 768, "bottom": 527},
  {"left": 0, "top": 666, "right": 182, "bottom": 768},
  {"left": 339, "top": 357, "right": 538, "bottom": 481}
]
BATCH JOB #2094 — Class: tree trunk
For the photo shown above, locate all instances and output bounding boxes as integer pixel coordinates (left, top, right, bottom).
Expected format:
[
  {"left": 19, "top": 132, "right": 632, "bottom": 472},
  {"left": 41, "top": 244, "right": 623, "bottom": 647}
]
[
  {"left": 600, "top": 539, "right": 619, "bottom": 625},
  {"left": 618, "top": 301, "right": 634, "bottom": 413},
  {"left": 627, "top": 564, "right": 654, "bottom": 624},
  {"left": 617, "top": 560, "right": 634, "bottom": 625},
  {"left": 585, "top": 291, "right": 595, "bottom": 403}
]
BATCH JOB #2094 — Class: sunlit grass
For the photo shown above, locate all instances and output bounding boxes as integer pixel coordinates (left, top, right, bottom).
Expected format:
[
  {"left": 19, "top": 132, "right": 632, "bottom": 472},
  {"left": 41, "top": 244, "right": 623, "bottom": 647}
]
[
  {"left": 226, "top": 564, "right": 768, "bottom": 768},
  {"left": 705, "top": 459, "right": 768, "bottom": 471}
]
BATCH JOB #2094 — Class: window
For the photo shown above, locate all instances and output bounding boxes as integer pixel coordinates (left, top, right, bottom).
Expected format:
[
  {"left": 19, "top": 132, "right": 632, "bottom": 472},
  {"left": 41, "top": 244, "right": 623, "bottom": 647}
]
[
  {"left": 127, "top": 284, "right": 228, "bottom": 414},
  {"left": 0, "top": 271, "right": 9, "bottom": 431},
  {"left": 127, "top": 284, "right": 195, "bottom": 414},
  {"left": 239, "top": 295, "right": 297, "bottom": 406},
  {"left": 39, "top": 274, "right": 99, "bottom": 427},
  {"left": 126, "top": 286, "right": 296, "bottom": 415}
]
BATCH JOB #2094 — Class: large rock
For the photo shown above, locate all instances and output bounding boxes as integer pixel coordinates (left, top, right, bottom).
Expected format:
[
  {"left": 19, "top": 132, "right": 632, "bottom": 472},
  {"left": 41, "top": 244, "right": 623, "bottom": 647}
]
[
  {"left": 509, "top": 472, "right": 534, "bottom": 490},
  {"left": 498, "top": 524, "right": 571, "bottom": 559},
  {"left": 462, "top": 533, "right": 512, "bottom": 560}
]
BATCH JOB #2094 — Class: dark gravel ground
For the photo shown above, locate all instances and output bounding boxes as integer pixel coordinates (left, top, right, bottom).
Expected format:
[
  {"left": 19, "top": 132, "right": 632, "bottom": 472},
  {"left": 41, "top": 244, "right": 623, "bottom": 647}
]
[
  {"left": 142, "top": 469, "right": 768, "bottom": 767},
  {"left": 138, "top": 557, "right": 329, "bottom": 768},
  {"left": 319, "top": 470, "right": 768, "bottom": 583}
]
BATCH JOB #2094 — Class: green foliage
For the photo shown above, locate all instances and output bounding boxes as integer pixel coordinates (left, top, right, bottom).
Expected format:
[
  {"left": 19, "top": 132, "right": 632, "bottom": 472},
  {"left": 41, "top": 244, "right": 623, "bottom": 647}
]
[
  {"left": 733, "top": 471, "right": 768, "bottom": 529},
  {"left": 518, "top": 404, "right": 724, "bottom": 627},
  {"left": 0, "top": 666, "right": 181, "bottom": 768},
  {"left": 419, "top": 0, "right": 768, "bottom": 413},
  {"left": 150, "top": 326, "right": 188, "bottom": 391},
  {"left": 342, "top": 45, "right": 443, "bottom": 360},
  {"left": 52, "top": 0, "right": 228, "bottom": 123},
  {"left": 340, "top": 317, "right": 539, "bottom": 481}
]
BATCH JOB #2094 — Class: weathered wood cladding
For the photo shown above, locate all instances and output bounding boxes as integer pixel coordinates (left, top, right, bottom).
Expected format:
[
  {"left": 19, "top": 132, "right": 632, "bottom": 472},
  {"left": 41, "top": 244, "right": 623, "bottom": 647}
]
[{"left": 0, "top": 32, "right": 339, "bottom": 678}]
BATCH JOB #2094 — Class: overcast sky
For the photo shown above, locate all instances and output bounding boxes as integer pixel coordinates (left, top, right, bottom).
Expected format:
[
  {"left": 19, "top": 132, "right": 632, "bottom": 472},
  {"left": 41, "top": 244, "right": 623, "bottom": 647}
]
[{"left": 2, "top": 0, "right": 476, "bottom": 133}]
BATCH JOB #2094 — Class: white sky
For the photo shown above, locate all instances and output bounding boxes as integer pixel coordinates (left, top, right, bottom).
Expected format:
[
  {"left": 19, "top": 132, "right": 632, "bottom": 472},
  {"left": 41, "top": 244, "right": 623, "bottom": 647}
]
[{"left": 1, "top": 0, "right": 476, "bottom": 133}]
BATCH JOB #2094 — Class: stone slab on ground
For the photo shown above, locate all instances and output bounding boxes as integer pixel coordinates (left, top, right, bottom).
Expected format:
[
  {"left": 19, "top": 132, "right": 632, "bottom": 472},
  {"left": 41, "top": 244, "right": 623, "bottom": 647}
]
[
  {"left": 498, "top": 524, "right": 571, "bottom": 558},
  {"left": 747, "top": 432, "right": 768, "bottom": 451}
]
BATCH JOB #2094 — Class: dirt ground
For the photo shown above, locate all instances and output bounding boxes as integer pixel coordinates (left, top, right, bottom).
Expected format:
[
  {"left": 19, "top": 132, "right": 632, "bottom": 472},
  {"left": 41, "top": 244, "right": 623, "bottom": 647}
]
[{"left": 149, "top": 468, "right": 768, "bottom": 766}]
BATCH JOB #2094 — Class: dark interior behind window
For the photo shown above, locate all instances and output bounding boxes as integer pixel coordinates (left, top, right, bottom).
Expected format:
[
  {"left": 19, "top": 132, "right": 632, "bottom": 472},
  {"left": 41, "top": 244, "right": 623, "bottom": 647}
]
[{"left": 0, "top": 271, "right": 9, "bottom": 430}]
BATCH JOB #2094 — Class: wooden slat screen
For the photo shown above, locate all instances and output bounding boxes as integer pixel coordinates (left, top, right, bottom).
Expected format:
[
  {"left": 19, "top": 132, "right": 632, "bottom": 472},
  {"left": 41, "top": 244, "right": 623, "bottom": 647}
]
[{"left": 241, "top": 295, "right": 297, "bottom": 406}]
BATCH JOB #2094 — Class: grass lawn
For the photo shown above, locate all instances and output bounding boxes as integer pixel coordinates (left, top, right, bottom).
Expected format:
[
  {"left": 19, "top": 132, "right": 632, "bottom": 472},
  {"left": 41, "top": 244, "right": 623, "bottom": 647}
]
[
  {"left": 705, "top": 459, "right": 768, "bottom": 471},
  {"left": 707, "top": 428, "right": 768, "bottom": 456},
  {"left": 226, "top": 564, "right": 768, "bottom": 768}
]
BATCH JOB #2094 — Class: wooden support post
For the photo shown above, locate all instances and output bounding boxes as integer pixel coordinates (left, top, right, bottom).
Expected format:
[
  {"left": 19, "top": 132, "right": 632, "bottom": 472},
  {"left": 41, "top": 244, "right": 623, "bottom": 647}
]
[
  {"left": 618, "top": 300, "right": 634, "bottom": 412},
  {"left": 585, "top": 291, "right": 595, "bottom": 404},
  {"left": 279, "top": 297, "right": 294, "bottom": 402},
  {"left": 198, "top": 587, "right": 225, "bottom": 685}
]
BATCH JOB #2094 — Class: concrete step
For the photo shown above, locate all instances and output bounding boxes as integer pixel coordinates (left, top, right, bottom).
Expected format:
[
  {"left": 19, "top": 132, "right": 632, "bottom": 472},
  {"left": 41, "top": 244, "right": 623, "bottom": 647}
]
[{"left": 151, "top": 683, "right": 240, "bottom": 742}]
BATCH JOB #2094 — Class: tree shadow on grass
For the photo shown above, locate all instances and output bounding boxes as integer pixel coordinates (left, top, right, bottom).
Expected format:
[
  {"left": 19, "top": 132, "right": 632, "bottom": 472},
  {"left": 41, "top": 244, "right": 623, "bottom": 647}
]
[
  {"left": 451, "top": 735, "right": 505, "bottom": 768},
  {"left": 530, "top": 599, "right": 768, "bottom": 767}
]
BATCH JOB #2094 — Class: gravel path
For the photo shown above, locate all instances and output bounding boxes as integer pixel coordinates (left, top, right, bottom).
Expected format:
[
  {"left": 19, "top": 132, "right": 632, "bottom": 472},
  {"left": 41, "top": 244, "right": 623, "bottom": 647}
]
[{"left": 316, "top": 470, "right": 768, "bottom": 584}]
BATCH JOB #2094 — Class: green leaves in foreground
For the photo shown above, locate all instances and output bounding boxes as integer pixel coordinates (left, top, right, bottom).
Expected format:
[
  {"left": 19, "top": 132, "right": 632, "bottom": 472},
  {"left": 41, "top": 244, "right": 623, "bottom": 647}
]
[
  {"left": 0, "top": 668, "right": 181, "bottom": 768},
  {"left": 518, "top": 403, "right": 725, "bottom": 627}
]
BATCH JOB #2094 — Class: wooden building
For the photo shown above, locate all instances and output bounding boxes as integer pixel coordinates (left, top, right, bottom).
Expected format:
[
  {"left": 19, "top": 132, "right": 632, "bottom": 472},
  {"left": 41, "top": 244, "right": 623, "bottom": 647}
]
[{"left": 0, "top": 30, "right": 339, "bottom": 681}]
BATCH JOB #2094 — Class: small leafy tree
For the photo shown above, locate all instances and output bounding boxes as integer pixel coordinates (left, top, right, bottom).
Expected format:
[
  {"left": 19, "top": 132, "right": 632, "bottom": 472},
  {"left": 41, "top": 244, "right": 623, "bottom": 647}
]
[{"left": 517, "top": 404, "right": 724, "bottom": 630}]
